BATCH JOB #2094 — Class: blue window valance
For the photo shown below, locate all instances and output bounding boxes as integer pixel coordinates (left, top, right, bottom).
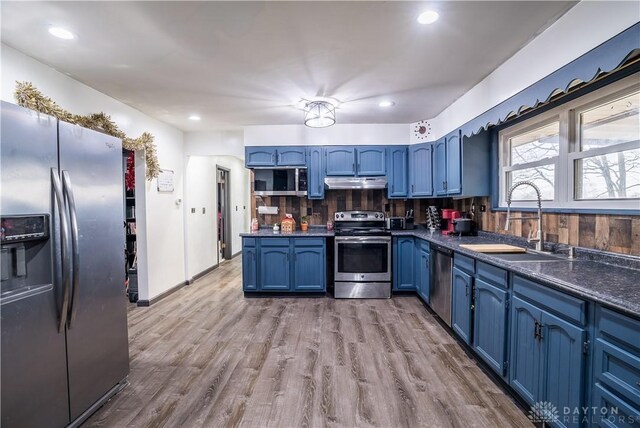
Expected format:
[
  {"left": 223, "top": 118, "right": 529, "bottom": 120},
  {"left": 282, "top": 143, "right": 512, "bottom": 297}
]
[{"left": 461, "top": 23, "right": 640, "bottom": 138}]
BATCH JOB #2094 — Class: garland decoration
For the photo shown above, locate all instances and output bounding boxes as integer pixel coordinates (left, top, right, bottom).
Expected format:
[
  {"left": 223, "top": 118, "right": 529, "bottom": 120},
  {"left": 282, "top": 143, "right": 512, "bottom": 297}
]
[{"left": 14, "top": 81, "right": 159, "bottom": 179}]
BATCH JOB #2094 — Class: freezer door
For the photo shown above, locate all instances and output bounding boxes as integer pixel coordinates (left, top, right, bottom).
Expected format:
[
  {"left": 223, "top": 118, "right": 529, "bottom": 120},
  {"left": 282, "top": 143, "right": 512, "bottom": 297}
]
[
  {"left": 58, "top": 121, "right": 129, "bottom": 421},
  {"left": 0, "top": 102, "right": 70, "bottom": 427}
]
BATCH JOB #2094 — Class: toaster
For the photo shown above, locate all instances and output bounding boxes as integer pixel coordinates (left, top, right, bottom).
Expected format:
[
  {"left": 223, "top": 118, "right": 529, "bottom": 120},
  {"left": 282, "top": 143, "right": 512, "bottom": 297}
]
[{"left": 387, "top": 217, "right": 406, "bottom": 230}]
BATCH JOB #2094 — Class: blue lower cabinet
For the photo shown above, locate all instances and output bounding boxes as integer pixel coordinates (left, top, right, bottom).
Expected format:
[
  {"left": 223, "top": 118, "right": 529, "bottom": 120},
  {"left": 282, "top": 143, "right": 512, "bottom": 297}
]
[
  {"left": 473, "top": 278, "right": 508, "bottom": 376},
  {"left": 415, "top": 240, "right": 430, "bottom": 302},
  {"left": 242, "top": 243, "right": 258, "bottom": 291},
  {"left": 510, "top": 296, "right": 543, "bottom": 405},
  {"left": 259, "top": 242, "right": 291, "bottom": 291},
  {"left": 451, "top": 266, "right": 473, "bottom": 345},
  {"left": 293, "top": 244, "right": 326, "bottom": 291},
  {"left": 393, "top": 237, "right": 415, "bottom": 290},
  {"left": 592, "top": 384, "right": 640, "bottom": 428}
]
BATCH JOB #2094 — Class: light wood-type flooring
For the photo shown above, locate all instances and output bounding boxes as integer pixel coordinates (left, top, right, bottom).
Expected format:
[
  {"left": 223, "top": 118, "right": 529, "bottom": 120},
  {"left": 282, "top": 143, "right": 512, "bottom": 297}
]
[{"left": 85, "top": 257, "right": 533, "bottom": 428}]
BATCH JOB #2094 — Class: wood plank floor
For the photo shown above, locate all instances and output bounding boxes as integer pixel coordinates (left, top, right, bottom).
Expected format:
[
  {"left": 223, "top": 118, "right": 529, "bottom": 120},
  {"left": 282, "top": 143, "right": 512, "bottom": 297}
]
[{"left": 85, "top": 257, "right": 533, "bottom": 428}]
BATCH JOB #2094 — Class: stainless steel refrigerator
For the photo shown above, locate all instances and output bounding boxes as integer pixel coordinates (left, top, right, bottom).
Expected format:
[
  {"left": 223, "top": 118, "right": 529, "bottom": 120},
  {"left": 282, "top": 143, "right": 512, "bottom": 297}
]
[{"left": 1, "top": 101, "right": 129, "bottom": 427}]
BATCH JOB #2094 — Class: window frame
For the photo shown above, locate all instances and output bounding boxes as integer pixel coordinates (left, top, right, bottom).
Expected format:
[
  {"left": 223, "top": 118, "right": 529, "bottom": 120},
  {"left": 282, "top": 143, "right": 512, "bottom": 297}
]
[{"left": 498, "top": 74, "right": 640, "bottom": 211}]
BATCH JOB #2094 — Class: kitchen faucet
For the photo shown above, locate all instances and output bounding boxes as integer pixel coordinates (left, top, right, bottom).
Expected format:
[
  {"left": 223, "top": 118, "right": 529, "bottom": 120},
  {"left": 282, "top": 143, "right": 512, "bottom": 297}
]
[{"left": 505, "top": 181, "right": 544, "bottom": 251}]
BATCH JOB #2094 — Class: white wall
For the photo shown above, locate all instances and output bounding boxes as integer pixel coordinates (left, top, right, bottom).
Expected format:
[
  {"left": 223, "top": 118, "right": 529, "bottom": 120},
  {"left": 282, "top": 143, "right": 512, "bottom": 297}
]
[
  {"left": 411, "top": 2, "right": 640, "bottom": 142},
  {"left": 244, "top": 123, "right": 408, "bottom": 146},
  {"left": 186, "top": 130, "right": 245, "bottom": 158},
  {"left": 184, "top": 154, "right": 250, "bottom": 279},
  {"left": 1, "top": 44, "right": 186, "bottom": 302}
]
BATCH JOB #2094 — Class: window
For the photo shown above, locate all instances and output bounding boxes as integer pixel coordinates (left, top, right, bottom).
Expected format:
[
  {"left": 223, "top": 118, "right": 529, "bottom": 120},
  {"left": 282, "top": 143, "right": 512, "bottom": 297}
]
[{"left": 499, "top": 74, "right": 640, "bottom": 211}]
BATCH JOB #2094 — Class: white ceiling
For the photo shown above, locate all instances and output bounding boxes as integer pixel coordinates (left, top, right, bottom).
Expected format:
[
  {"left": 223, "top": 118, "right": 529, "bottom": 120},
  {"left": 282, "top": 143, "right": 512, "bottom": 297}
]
[{"left": 1, "top": 1, "right": 576, "bottom": 132}]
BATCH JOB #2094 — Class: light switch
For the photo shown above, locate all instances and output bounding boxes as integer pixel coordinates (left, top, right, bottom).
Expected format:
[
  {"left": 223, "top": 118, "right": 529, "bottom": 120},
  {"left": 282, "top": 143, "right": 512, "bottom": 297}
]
[
  {"left": 202, "top": 208, "right": 206, "bottom": 214},
  {"left": 191, "top": 208, "right": 196, "bottom": 213}
]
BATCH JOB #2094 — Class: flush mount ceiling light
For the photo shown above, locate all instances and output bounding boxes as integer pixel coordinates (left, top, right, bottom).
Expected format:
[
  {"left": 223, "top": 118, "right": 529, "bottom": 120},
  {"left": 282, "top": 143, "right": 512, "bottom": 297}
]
[
  {"left": 48, "top": 26, "right": 75, "bottom": 40},
  {"left": 303, "top": 100, "right": 337, "bottom": 128},
  {"left": 188, "top": 115, "right": 201, "bottom": 121},
  {"left": 379, "top": 100, "right": 395, "bottom": 108},
  {"left": 417, "top": 10, "right": 439, "bottom": 25}
]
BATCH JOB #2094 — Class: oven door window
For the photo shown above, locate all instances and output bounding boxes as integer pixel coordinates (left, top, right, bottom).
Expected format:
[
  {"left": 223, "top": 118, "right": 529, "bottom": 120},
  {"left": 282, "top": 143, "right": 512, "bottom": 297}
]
[{"left": 337, "top": 242, "right": 388, "bottom": 274}]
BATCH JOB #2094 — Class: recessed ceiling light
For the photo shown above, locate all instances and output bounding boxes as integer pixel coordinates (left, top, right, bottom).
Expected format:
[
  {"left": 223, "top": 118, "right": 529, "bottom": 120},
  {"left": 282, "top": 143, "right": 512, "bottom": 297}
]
[
  {"left": 417, "top": 10, "right": 439, "bottom": 25},
  {"left": 189, "top": 115, "right": 201, "bottom": 121},
  {"left": 379, "top": 100, "right": 395, "bottom": 108},
  {"left": 48, "top": 27, "right": 75, "bottom": 40}
]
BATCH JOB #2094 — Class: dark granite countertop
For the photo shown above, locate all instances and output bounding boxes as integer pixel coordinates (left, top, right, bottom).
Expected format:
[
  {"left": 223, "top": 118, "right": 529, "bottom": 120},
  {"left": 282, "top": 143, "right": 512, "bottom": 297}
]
[
  {"left": 240, "top": 227, "right": 334, "bottom": 237},
  {"left": 240, "top": 226, "right": 640, "bottom": 317}
]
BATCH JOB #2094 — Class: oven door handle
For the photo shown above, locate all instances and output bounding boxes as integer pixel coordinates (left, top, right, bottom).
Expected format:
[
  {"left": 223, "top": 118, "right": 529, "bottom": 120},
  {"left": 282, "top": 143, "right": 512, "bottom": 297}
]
[{"left": 335, "top": 236, "right": 391, "bottom": 244}]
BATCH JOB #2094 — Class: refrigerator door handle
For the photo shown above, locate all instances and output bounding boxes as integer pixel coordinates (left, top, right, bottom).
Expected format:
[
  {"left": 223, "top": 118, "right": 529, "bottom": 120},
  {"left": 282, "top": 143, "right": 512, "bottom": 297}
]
[
  {"left": 62, "top": 171, "right": 80, "bottom": 327},
  {"left": 52, "top": 168, "right": 71, "bottom": 332}
]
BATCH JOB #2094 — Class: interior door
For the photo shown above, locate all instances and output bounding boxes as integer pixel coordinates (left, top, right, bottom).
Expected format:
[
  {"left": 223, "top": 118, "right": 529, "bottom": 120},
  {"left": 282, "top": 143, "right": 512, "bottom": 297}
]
[
  {"left": 58, "top": 122, "right": 129, "bottom": 421},
  {"left": 0, "top": 102, "right": 70, "bottom": 427}
]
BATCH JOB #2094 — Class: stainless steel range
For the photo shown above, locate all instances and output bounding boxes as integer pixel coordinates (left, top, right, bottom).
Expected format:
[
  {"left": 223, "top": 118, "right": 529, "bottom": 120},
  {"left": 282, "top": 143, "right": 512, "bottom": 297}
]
[{"left": 333, "top": 211, "right": 391, "bottom": 299}]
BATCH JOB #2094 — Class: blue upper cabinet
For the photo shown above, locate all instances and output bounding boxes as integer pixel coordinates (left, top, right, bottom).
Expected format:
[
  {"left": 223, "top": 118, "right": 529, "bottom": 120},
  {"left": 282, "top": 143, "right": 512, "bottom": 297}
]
[
  {"left": 433, "top": 138, "right": 447, "bottom": 196},
  {"left": 356, "top": 146, "right": 386, "bottom": 176},
  {"left": 277, "top": 147, "right": 306, "bottom": 166},
  {"left": 325, "top": 147, "right": 356, "bottom": 176},
  {"left": 386, "top": 146, "right": 408, "bottom": 198},
  {"left": 408, "top": 143, "right": 433, "bottom": 197},
  {"left": 246, "top": 146, "right": 278, "bottom": 167},
  {"left": 307, "top": 146, "right": 324, "bottom": 199},
  {"left": 245, "top": 146, "right": 306, "bottom": 167},
  {"left": 446, "top": 130, "right": 462, "bottom": 195}
]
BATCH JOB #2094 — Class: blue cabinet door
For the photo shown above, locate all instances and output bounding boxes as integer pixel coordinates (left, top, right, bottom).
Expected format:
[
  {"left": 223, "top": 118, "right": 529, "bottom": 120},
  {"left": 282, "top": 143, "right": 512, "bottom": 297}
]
[
  {"left": 356, "top": 146, "right": 386, "bottom": 176},
  {"left": 415, "top": 241, "right": 430, "bottom": 302},
  {"left": 307, "top": 147, "right": 324, "bottom": 199},
  {"left": 393, "top": 237, "right": 415, "bottom": 290},
  {"left": 246, "top": 146, "right": 277, "bottom": 167},
  {"left": 510, "top": 296, "right": 543, "bottom": 405},
  {"left": 434, "top": 138, "right": 447, "bottom": 196},
  {"left": 540, "top": 311, "right": 586, "bottom": 428},
  {"left": 446, "top": 131, "right": 462, "bottom": 195},
  {"left": 242, "top": 245, "right": 258, "bottom": 291},
  {"left": 277, "top": 147, "right": 306, "bottom": 166},
  {"left": 386, "top": 147, "right": 408, "bottom": 198},
  {"left": 293, "top": 245, "right": 325, "bottom": 291},
  {"left": 325, "top": 147, "right": 356, "bottom": 176},
  {"left": 409, "top": 143, "right": 433, "bottom": 197},
  {"left": 451, "top": 267, "right": 473, "bottom": 345},
  {"left": 259, "top": 245, "right": 291, "bottom": 290},
  {"left": 473, "top": 278, "right": 508, "bottom": 376}
]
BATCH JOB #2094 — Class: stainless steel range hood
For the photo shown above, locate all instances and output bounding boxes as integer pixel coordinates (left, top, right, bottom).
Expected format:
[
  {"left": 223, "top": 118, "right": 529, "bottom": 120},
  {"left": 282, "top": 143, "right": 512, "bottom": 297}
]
[{"left": 324, "top": 176, "right": 387, "bottom": 190}]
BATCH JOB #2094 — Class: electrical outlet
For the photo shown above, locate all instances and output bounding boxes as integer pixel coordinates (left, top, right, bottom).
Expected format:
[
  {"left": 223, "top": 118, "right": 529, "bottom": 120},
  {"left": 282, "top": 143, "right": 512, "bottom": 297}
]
[
  {"left": 384, "top": 203, "right": 390, "bottom": 212},
  {"left": 202, "top": 207, "right": 206, "bottom": 214},
  {"left": 480, "top": 205, "right": 486, "bottom": 212},
  {"left": 191, "top": 208, "right": 196, "bottom": 213},
  {"left": 307, "top": 207, "right": 313, "bottom": 215}
]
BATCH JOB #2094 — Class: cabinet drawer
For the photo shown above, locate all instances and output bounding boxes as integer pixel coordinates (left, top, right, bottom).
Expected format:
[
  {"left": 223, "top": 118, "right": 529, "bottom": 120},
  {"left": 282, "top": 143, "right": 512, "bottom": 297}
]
[
  {"left": 513, "top": 275, "right": 587, "bottom": 326},
  {"left": 594, "top": 338, "right": 640, "bottom": 408},
  {"left": 243, "top": 237, "right": 257, "bottom": 247},
  {"left": 293, "top": 238, "right": 325, "bottom": 247},
  {"left": 476, "top": 261, "right": 507, "bottom": 289},
  {"left": 597, "top": 306, "right": 640, "bottom": 353},
  {"left": 259, "top": 238, "right": 290, "bottom": 247},
  {"left": 592, "top": 384, "right": 640, "bottom": 428},
  {"left": 453, "top": 253, "right": 474, "bottom": 274}
]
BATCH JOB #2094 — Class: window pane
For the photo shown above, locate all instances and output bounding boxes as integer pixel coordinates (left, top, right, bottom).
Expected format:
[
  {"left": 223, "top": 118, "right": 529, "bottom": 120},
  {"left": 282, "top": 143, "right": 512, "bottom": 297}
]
[
  {"left": 580, "top": 92, "right": 640, "bottom": 151},
  {"left": 575, "top": 148, "right": 640, "bottom": 199},
  {"left": 508, "top": 165, "right": 555, "bottom": 201},
  {"left": 509, "top": 122, "right": 560, "bottom": 166}
]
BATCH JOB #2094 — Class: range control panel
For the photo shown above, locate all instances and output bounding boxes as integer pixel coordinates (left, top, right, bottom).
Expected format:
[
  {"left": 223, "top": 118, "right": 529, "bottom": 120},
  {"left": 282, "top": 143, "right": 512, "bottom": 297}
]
[{"left": 1, "top": 215, "right": 49, "bottom": 244}]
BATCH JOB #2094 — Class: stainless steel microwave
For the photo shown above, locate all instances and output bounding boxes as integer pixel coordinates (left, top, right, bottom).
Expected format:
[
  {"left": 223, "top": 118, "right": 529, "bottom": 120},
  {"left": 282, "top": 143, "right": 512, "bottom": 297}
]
[{"left": 253, "top": 168, "right": 307, "bottom": 196}]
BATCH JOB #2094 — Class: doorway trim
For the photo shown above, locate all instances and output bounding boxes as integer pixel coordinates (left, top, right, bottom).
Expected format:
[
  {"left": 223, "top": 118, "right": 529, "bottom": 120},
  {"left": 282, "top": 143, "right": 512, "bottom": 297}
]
[{"left": 216, "top": 165, "right": 232, "bottom": 263}]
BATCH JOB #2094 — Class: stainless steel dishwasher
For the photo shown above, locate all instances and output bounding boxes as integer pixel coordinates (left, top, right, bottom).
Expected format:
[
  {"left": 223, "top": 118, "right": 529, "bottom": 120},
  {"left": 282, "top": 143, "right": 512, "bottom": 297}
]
[{"left": 430, "top": 243, "right": 453, "bottom": 326}]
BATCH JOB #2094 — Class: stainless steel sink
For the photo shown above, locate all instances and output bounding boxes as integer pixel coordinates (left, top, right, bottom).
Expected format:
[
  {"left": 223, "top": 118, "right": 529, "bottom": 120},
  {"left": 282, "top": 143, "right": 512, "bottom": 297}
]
[{"left": 490, "top": 252, "right": 566, "bottom": 262}]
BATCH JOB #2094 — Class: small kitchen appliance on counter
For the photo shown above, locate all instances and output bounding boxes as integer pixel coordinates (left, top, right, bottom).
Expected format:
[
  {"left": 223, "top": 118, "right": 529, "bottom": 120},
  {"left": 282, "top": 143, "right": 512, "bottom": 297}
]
[
  {"left": 387, "top": 217, "right": 405, "bottom": 230},
  {"left": 333, "top": 211, "right": 391, "bottom": 299},
  {"left": 441, "top": 209, "right": 461, "bottom": 235},
  {"left": 452, "top": 217, "right": 477, "bottom": 236}
]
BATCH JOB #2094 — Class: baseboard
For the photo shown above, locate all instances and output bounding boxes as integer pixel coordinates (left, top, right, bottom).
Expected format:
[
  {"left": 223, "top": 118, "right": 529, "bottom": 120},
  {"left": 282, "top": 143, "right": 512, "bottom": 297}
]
[
  {"left": 231, "top": 250, "right": 242, "bottom": 259},
  {"left": 187, "top": 263, "right": 219, "bottom": 284},
  {"left": 137, "top": 280, "right": 188, "bottom": 307}
]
